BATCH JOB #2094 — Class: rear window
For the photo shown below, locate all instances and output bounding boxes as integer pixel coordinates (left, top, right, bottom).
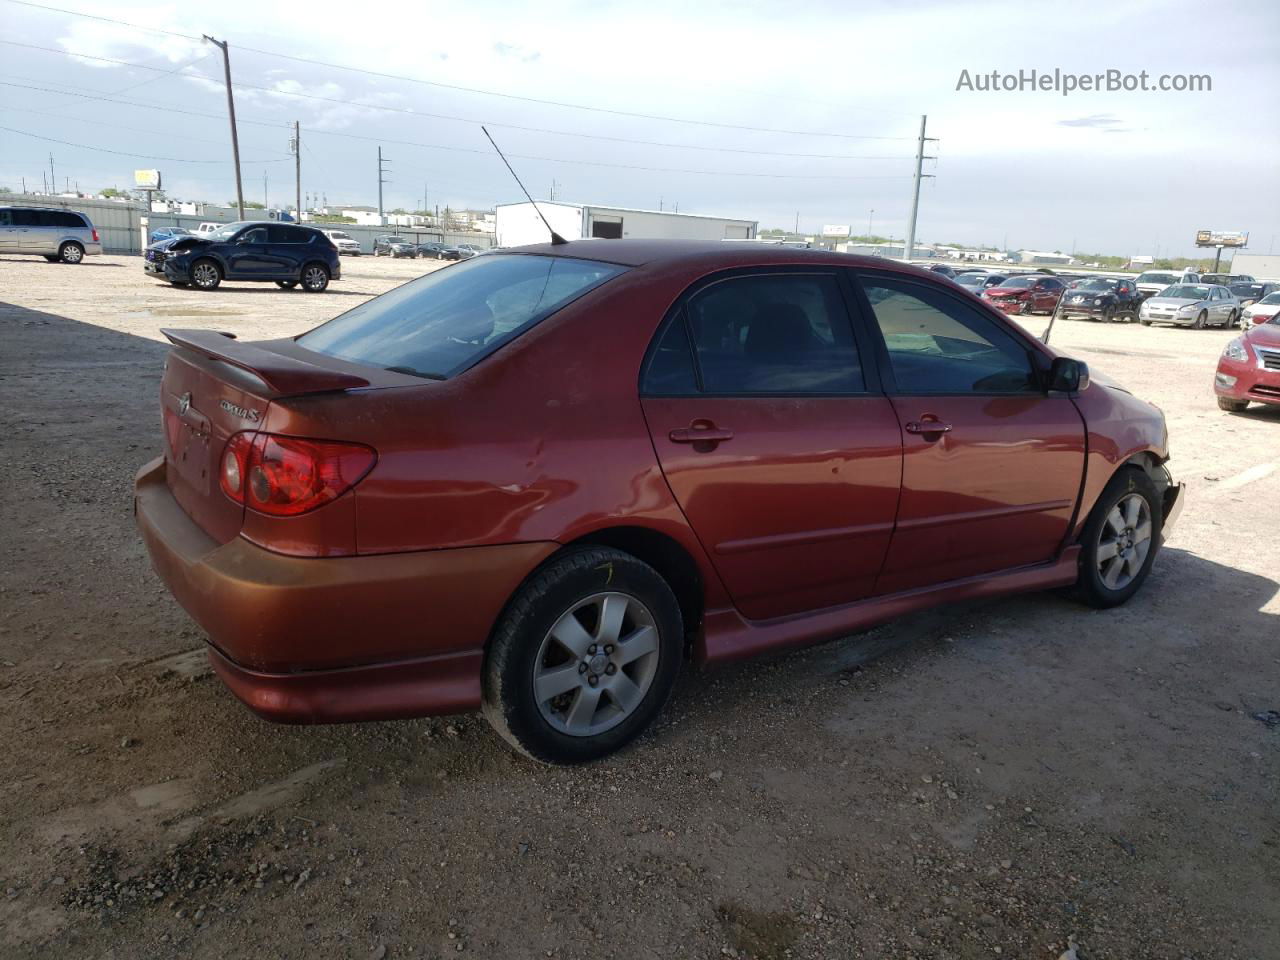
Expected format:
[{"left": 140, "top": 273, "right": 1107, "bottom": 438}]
[{"left": 299, "top": 254, "right": 626, "bottom": 378}]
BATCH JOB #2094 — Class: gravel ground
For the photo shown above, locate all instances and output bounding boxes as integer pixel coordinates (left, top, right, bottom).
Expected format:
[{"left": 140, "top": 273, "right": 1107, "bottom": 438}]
[{"left": 0, "top": 253, "right": 1276, "bottom": 960}]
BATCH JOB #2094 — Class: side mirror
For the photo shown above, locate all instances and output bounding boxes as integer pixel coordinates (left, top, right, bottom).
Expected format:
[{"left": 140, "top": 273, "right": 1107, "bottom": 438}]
[{"left": 1047, "top": 356, "right": 1090, "bottom": 393}]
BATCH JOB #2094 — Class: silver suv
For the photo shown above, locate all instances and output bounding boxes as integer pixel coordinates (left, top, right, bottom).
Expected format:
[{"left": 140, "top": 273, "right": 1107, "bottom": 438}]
[{"left": 0, "top": 205, "right": 103, "bottom": 263}]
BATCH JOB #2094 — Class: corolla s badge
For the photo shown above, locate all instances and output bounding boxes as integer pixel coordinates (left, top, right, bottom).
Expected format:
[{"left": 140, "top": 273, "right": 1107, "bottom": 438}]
[
  {"left": 219, "top": 398, "right": 261, "bottom": 422},
  {"left": 178, "top": 392, "right": 191, "bottom": 416}
]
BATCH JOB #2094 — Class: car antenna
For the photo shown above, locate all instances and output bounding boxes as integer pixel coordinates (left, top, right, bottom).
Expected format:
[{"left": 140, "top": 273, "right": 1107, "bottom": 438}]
[{"left": 481, "top": 125, "right": 568, "bottom": 245}]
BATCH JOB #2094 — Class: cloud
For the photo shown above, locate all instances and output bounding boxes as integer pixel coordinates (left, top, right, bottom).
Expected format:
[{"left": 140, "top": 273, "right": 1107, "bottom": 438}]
[
  {"left": 493, "top": 42, "right": 540, "bottom": 63},
  {"left": 1058, "top": 114, "right": 1125, "bottom": 128}
]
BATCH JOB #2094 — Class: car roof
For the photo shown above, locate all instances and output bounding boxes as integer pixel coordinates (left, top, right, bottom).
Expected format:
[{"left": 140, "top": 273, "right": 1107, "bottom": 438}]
[{"left": 498, "top": 238, "right": 938, "bottom": 274}]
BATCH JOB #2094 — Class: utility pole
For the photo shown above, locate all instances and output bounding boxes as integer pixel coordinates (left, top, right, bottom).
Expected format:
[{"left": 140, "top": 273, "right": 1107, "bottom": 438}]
[
  {"left": 49, "top": 154, "right": 55, "bottom": 194},
  {"left": 868, "top": 208, "right": 874, "bottom": 237},
  {"left": 203, "top": 36, "right": 245, "bottom": 219},
  {"left": 262, "top": 170, "right": 268, "bottom": 210},
  {"left": 903, "top": 114, "right": 937, "bottom": 262},
  {"left": 377, "top": 147, "right": 391, "bottom": 224},
  {"left": 291, "top": 121, "right": 301, "bottom": 219},
  {"left": 423, "top": 182, "right": 429, "bottom": 215},
  {"left": 794, "top": 211, "right": 799, "bottom": 235}
]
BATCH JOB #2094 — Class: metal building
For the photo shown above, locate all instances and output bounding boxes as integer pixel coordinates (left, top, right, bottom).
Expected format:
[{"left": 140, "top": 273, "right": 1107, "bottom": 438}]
[{"left": 494, "top": 201, "right": 757, "bottom": 248}]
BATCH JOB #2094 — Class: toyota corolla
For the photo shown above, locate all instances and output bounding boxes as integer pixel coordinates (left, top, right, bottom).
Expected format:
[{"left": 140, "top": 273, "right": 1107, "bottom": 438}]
[{"left": 135, "top": 241, "right": 1184, "bottom": 764}]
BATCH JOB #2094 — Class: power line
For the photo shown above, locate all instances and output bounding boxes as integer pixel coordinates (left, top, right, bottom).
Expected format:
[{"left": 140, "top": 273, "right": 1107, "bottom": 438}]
[
  {"left": 0, "top": 81, "right": 914, "bottom": 181},
  {"left": 0, "top": 41, "right": 915, "bottom": 160},
  {"left": 2, "top": 0, "right": 914, "bottom": 141},
  {"left": 0, "top": 104, "right": 268, "bottom": 148},
  {"left": 0, "top": 125, "right": 293, "bottom": 164}
]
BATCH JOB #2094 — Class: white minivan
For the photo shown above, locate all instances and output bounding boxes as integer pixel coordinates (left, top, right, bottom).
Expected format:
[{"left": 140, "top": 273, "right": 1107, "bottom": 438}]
[{"left": 0, "top": 205, "right": 103, "bottom": 263}]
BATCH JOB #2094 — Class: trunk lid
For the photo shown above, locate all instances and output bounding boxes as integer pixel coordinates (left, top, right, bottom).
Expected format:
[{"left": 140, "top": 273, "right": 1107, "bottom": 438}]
[{"left": 159, "top": 330, "right": 373, "bottom": 544}]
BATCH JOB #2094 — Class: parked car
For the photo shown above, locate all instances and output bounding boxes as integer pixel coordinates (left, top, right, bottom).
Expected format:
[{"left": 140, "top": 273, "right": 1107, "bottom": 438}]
[
  {"left": 150, "top": 226, "right": 193, "bottom": 245},
  {"left": 1065, "top": 275, "right": 1103, "bottom": 289},
  {"left": 1215, "top": 312, "right": 1280, "bottom": 411},
  {"left": 1060, "top": 277, "right": 1143, "bottom": 322},
  {"left": 436, "top": 244, "right": 476, "bottom": 261},
  {"left": 1227, "top": 282, "right": 1278, "bottom": 309},
  {"left": 1138, "top": 283, "right": 1239, "bottom": 328},
  {"left": 143, "top": 221, "right": 341, "bottom": 292},
  {"left": 193, "top": 222, "right": 221, "bottom": 237},
  {"left": 981, "top": 275, "right": 1065, "bottom": 315},
  {"left": 926, "top": 263, "right": 957, "bottom": 278},
  {"left": 133, "top": 243, "right": 1183, "bottom": 764},
  {"left": 1201, "top": 273, "right": 1254, "bottom": 286},
  {"left": 1239, "top": 291, "right": 1280, "bottom": 329},
  {"left": 322, "top": 229, "right": 362, "bottom": 256},
  {"left": 953, "top": 272, "right": 1007, "bottom": 294},
  {"left": 0, "top": 205, "right": 102, "bottom": 263},
  {"left": 416, "top": 241, "right": 449, "bottom": 259},
  {"left": 373, "top": 235, "right": 416, "bottom": 258},
  {"left": 1134, "top": 270, "right": 1190, "bottom": 299}
]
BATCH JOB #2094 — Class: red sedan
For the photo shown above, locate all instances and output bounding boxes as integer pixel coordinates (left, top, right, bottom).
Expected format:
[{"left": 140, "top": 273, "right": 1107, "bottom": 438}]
[
  {"left": 982, "top": 275, "right": 1066, "bottom": 316},
  {"left": 135, "top": 242, "right": 1183, "bottom": 763},
  {"left": 1215, "top": 314, "right": 1280, "bottom": 411}
]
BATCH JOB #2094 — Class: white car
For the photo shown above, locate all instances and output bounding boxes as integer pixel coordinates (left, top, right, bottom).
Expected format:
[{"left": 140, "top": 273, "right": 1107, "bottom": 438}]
[
  {"left": 1135, "top": 270, "right": 1198, "bottom": 299},
  {"left": 1240, "top": 291, "right": 1280, "bottom": 329},
  {"left": 1139, "top": 283, "right": 1240, "bottom": 328},
  {"left": 322, "top": 229, "right": 362, "bottom": 256},
  {"left": 193, "top": 222, "right": 221, "bottom": 237}
]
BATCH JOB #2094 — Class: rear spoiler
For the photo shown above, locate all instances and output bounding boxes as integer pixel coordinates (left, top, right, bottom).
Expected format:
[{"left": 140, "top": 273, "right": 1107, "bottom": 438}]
[{"left": 161, "top": 329, "right": 370, "bottom": 396}]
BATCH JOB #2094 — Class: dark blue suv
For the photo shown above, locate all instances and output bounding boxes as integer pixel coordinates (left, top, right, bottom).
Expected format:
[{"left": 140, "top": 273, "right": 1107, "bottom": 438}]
[{"left": 144, "top": 221, "right": 342, "bottom": 292}]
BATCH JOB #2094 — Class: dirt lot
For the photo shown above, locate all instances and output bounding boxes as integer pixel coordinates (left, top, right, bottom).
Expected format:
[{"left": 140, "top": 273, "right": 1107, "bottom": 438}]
[{"left": 1, "top": 253, "right": 1276, "bottom": 960}]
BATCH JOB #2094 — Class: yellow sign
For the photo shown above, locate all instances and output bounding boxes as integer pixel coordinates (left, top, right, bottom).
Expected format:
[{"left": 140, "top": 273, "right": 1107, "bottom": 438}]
[{"left": 134, "top": 169, "right": 162, "bottom": 189}]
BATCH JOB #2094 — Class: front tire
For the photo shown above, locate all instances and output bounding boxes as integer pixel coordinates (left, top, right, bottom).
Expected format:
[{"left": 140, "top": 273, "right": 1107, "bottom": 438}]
[
  {"left": 1225, "top": 310, "right": 1238, "bottom": 328},
  {"left": 482, "top": 547, "right": 683, "bottom": 765},
  {"left": 58, "top": 241, "right": 85, "bottom": 264},
  {"left": 1072, "top": 468, "right": 1162, "bottom": 609},
  {"left": 190, "top": 259, "right": 221, "bottom": 290},
  {"left": 1194, "top": 310, "right": 1208, "bottom": 329},
  {"left": 300, "top": 263, "right": 330, "bottom": 292},
  {"left": 1217, "top": 396, "right": 1249, "bottom": 412}
]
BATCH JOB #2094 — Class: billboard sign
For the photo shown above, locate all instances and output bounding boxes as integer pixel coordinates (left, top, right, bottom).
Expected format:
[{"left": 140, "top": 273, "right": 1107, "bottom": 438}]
[
  {"left": 822, "top": 224, "right": 851, "bottom": 237},
  {"left": 134, "top": 169, "right": 162, "bottom": 189},
  {"left": 1195, "top": 230, "right": 1247, "bottom": 248}
]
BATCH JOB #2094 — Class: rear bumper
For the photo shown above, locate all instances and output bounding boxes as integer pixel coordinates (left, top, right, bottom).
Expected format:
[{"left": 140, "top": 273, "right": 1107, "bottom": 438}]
[{"left": 133, "top": 457, "right": 557, "bottom": 722}]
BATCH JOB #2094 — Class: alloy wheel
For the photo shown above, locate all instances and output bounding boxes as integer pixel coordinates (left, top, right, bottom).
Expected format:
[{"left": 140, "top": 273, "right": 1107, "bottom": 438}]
[
  {"left": 1097, "top": 493, "right": 1152, "bottom": 591},
  {"left": 192, "top": 262, "right": 219, "bottom": 288},
  {"left": 62, "top": 244, "right": 83, "bottom": 263},
  {"left": 532, "top": 592, "right": 660, "bottom": 737},
  {"left": 303, "top": 265, "right": 328, "bottom": 290}
]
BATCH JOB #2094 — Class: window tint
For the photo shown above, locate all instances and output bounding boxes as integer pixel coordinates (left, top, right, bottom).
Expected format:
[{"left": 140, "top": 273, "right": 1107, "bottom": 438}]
[
  {"left": 239, "top": 226, "right": 269, "bottom": 244},
  {"left": 641, "top": 313, "right": 698, "bottom": 395},
  {"left": 56, "top": 211, "right": 85, "bottom": 228},
  {"left": 683, "top": 274, "right": 862, "bottom": 394},
  {"left": 300, "top": 254, "right": 625, "bottom": 378},
  {"left": 860, "top": 276, "right": 1036, "bottom": 394},
  {"left": 10, "top": 208, "right": 40, "bottom": 226},
  {"left": 269, "top": 224, "right": 313, "bottom": 244},
  {"left": 0, "top": 210, "right": 10, "bottom": 226}
]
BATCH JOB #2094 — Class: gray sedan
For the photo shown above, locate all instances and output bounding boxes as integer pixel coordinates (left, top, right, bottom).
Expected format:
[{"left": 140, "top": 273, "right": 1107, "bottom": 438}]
[{"left": 1138, "top": 283, "right": 1241, "bottom": 328}]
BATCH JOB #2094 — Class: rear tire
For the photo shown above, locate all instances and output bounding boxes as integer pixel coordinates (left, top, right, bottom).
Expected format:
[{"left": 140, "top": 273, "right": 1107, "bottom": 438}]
[
  {"left": 1071, "top": 468, "right": 1162, "bottom": 609},
  {"left": 190, "top": 258, "right": 221, "bottom": 290},
  {"left": 1217, "top": 396, "right": 1249, "bottom": 412},
  {"left": 482, "top": 547, "right": 683, "bottom": 765},
  {"left": 58, "top": 241, "right": 85, "bottom": 264},
  {"left": 300, "top": 263, "right": 330, "bottom": 292}
]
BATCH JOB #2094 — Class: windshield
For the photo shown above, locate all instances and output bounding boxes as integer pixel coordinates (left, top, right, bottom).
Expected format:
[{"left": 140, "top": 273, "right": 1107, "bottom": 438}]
[
  {"left": 1162, "top": 285, "right": 1209, "bottom": 300},
  {"left": 1230, "top": 283, "right": 1263, "bottom": 298},
  {"left": 205, "top": 222, "right": 250, "bottom": 241},
  {"left": 997, "top": 277, "right": 1035, "bottom": 289},
  {"left": 1137, "top": 272, "right": 1179, "bottom": 285},
  {"left": 328, "top": 231, "right": 352, "bottom": 240},
  {"left": 955, "top": 274, "right": 986, "bottom": 287},
  {"left": 299, "top": 254, "right": 626, "bottom": 378},
  {"left": 1258, "top": 293, "right": 1280, "bottom": 305},
  {"left": 384, "top": 236, "right": 408, "bottom": 243},
  {"left": 1078, "top": 278, "right": 1118, "bottom": 291}
]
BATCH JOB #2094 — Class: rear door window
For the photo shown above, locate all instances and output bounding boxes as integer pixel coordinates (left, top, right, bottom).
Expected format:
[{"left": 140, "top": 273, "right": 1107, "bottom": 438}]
[
  {"left": 299, "top": 254, "right": 625, "bottom": 378},
  {"left": 681, "top": 273, "right": 864, "bottom": 394}
]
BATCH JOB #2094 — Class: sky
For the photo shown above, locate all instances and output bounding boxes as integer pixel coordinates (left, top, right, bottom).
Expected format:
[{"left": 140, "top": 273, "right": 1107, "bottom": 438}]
[{"left": 1, "top": 0, "right": 1277, "bottom": 258}]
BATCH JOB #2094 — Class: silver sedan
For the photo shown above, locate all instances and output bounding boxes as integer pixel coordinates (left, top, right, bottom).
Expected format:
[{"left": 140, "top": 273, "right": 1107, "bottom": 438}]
[{"left": 1138, "top": 283, "right": 1241, "bottom": 328}]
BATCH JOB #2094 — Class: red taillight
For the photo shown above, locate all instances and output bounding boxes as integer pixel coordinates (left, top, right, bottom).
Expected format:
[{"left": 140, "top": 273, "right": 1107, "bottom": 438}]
[
  {"left": 219, "top": 432, "right": 376, "bottom": 516},
  {"left": 91, "top": 228, "right": 100, "bottom": 243}
]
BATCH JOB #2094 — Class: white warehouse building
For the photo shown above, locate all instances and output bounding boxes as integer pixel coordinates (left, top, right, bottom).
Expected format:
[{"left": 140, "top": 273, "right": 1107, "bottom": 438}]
[{"left": 494, "top": 200, "right": 757, "bottom": 247}]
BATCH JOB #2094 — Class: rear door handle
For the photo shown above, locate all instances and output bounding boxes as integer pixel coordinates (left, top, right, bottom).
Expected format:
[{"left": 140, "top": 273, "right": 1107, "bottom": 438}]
[
  {"left": 904, "top": 418, "right": 952, "bottom": 435},
  {"left": 669, "top": 422, "right": 734, "bottom": 444}
]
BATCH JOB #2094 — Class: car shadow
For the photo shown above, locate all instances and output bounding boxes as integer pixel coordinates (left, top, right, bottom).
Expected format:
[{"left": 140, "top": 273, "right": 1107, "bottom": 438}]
[
  {"left": 1225, "top": 403, "right": 1280, "bottom": 422},
  {"left": 146, "top": 282, "right": 374, "bottom": 297}
]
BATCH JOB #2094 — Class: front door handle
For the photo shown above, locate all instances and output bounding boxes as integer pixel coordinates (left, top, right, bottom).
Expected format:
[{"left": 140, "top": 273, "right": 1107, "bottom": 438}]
[
  {"left": 669, "top": 420, "right": 734, "bottom": 445},
  {"left": 905, "top": 417, "right": 952, "bottom": 435}
]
